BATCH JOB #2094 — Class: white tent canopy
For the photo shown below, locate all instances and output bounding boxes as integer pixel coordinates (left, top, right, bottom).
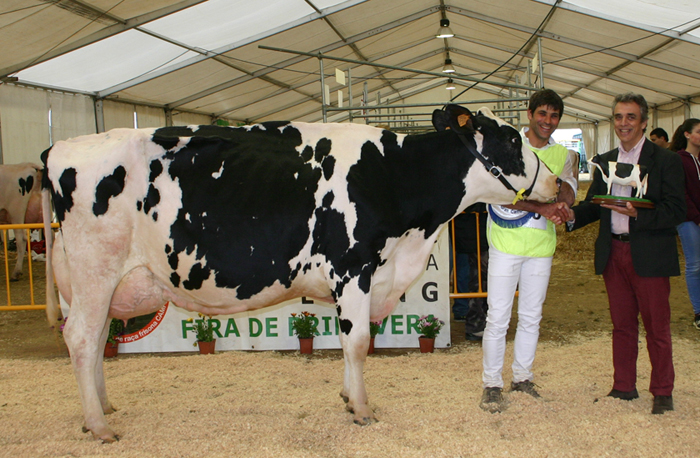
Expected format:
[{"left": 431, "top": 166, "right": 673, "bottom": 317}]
[{"left": 2, "top": 0, "right": 700, "bottom": 163}]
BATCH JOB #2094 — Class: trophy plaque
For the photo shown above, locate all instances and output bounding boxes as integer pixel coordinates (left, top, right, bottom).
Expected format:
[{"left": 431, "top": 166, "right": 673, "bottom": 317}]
[{"left": 588, "top": 157, "right": 654, "bottom": 209}]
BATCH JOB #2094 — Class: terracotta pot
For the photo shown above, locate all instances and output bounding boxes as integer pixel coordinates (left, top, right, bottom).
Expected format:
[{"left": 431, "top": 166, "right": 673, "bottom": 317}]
[
  {"left": 104, "top": 342, "right": 119, "bottom": 358},
  {"left": 418, "top": 336, "right": 435, "bottom": 353},
  {"left": 197, "top": 340, "right": 216, "bottom": 355},
  {"left": 368, "top": 337, "right": 375, "bottom": 355},
  {"left": 298, "top": 337, "right": 314, "bottom": 354}
]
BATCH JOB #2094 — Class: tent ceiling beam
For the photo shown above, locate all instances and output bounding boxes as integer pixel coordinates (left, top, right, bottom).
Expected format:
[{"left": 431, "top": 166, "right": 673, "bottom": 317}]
[
  {"left": 303, "top": 1, "right": 403, "bottom": 103},
  {"left": 448, "top": 5, "right": 700, "bottom": 84},
  {"left": 450, "top": 34, "right": 685, "bottom": 100},
  {"left": 221, "top": 48, "right": 446, "bottom": 120},
  {"left": 166, "top": 6, "right": 440, "bottom": 110},
  {"left": 259, "top": 45, "right": 533, "bottom": 90},
  {"left": 533, "top": 0, "right": 700, "bottom": 47},
  {"left": 0, "top": 0, "right": 208, "bottom": 78},
  {"left": 98, "top": 0, "right": 374, "bottom": 97}
]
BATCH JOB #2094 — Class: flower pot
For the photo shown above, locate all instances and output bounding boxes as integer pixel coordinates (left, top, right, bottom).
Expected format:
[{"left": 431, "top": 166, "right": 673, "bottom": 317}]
[
  {"left": 368, "top": 337, "right": 375, "bottom": 355},
  {"left": 298, "top": 337, "right": 314, "bottom": 354},
  {"left": 418, "top": 336, "right": 435, "bottom": 353},
  {"left": 104, "top": 342, "right": 119, "bottom": 358},
  {"left": 197, "top": 339, "right": 216, "bottom": 355}
]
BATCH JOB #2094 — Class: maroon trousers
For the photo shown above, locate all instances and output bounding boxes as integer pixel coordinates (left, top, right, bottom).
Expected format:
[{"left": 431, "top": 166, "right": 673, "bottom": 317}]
[{"left": 602, "top": 239, "right": 674, "bottom": 396}]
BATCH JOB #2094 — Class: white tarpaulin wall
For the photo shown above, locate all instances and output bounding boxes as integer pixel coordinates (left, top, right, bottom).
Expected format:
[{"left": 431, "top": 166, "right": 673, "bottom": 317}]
[{"left": 60, "top": 230, "right": 451, "bottom": 352}]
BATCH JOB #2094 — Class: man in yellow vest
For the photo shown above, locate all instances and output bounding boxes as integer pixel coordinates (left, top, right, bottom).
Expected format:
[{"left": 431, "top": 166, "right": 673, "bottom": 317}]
[{"left": 479, "top": 89, "right": 576, "bottom": 413}]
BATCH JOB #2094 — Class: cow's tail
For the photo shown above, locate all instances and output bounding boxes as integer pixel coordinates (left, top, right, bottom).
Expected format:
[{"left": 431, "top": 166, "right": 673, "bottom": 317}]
[{"left": 42, "top": 187, "right": 60, "bottom": 329}]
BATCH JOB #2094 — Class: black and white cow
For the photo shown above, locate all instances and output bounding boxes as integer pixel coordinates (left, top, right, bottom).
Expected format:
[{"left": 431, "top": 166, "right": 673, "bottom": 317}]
[
  {"left": 0, "top": 163, "right": 43, "bottom": 280},
  {"left": 588, "top": 155, "right": 648, "bottom": 198},
  {"left": 42, "top": 105, "right": 559, "bottom": 442}
]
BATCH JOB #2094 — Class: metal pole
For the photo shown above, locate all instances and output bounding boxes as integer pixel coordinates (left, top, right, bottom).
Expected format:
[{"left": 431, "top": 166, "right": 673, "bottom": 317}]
[
  {"left": 363, "top": 81, "right": 368, "bottom": 124},
  {"left": 319, "top": 57, "right": 327, "bottom": 123},
  {"left": 95, "top": 98, "right": 105, "bottom": 133},
  {"left": 324, "top": 98, "right": 529, "bottom": 111},
  {"left": 537, "top": 37, "right": 545, "bottom": 89},
  {"left": 348, "top": 68, "right": 353, "bottom": 123}
]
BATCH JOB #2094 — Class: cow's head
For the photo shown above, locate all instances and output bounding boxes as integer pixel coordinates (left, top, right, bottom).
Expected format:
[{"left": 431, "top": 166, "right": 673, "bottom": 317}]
[{"left": 432, "top": 104, "right": 559, "bottom": 205}]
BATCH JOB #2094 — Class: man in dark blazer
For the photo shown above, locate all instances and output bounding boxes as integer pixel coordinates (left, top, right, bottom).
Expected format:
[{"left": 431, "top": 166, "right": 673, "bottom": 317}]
[{"left": 566, "top": 93, "right": 685, "bottom": 415}]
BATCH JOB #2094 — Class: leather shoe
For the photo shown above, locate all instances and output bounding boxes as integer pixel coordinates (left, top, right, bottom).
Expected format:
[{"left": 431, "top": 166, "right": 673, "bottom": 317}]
[
  {"left": 652, "top": 395, "right": 674, "bottom": 415},
  {"left": 607, "top": 388, "right": 639, "bottom": 401}
]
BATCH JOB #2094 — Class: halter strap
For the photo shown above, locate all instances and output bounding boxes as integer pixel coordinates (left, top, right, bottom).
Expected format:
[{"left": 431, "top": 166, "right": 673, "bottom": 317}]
[{"left": 456, "top": 132, "right": 540, "bottom": 205}]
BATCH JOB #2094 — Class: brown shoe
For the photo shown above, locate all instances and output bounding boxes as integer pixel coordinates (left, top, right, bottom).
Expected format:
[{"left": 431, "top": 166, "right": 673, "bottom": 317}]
[
  {"left": 511, "top": 380, "right": 541, "bottom": 398},
  {"left": 651, "top": 395, "right": 674, "bottom": 414},
  {"left": 607, "top": 388, "right": 639, "bottom": 401},
  {"left": 479, "top": 387, "right": 504, "bottom": 413}
]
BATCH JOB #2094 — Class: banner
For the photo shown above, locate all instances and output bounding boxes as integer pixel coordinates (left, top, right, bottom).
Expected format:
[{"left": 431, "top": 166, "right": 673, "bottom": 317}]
[{"left": 60, "top": 229, "right": 451, "bottom": 352}]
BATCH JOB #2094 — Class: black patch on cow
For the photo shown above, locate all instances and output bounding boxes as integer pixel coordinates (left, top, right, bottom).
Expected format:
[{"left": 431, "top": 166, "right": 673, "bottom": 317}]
[
  {"left": 322, "top": 191, "right": 334, "bottom": 208},
  {"left": 18, "top": 175, "right": 34, "bottom": 196},
  {"left": 53, "top": 168, "right": 77, "bottom": 222},
  {"left": 168, "top": 252, "right": 178, "bottom": 270},
  {"left": 93, "top": 166, "right": 126, "bottom": 216},
  {"left": 301, "top": 145, "right": 313, "bottom": 162},
  {"left": 136, "top": 201, "right": 143, "bottom": 211},
  {"left": 149, "top": 160, "right": 163, "bottom": 182},
  {"left": 339, "top": 318, "right": 353, "bottom": 335},
  {"left": 183, "top": 263, "right": 210, "bottom": 290},
  {"left": 170, "top": 272, "right": 180, "bottom": 287},
  {"left": 152, "top": 211, "right": 158, "bottom": 222},
  {"left": 143, "top": 184, "right": 160, "bottom": 214},
  {"left": 165, "top": 244, "right": 172, "bottom": 254},
  {"left": 322, "top": 155, "right": 335, "bottom": 180},
  {"left": 315, "top": 138, "right": 332, "bottom": 162},
  {"left": 151, "top": 123, "right": 321, "bottom": 297}
]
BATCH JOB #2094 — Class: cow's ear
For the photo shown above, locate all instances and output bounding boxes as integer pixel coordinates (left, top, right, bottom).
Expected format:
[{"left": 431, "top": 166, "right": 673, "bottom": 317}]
[{"left": 432, "top": 104, "right": 474, "bottom": 132}]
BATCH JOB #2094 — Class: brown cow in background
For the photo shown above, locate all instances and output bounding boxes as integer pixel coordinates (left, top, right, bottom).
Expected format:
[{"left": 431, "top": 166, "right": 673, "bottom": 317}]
[{"left": 0, "top": 163, "right": 43, "bottom": 281}]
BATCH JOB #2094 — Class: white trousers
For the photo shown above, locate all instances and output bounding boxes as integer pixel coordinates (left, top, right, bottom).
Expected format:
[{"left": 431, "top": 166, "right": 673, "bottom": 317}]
[{"left": 482, "top": 247, "right": 552, "bottom": 388}]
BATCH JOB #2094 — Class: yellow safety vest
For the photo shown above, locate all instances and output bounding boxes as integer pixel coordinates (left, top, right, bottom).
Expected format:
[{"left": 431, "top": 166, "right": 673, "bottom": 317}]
[{"left": 487, "top": 142, "right": 568, "bottom": 257}]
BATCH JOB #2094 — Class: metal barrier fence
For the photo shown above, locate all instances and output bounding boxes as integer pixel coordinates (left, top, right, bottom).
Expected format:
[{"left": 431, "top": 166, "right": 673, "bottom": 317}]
[
  {"left": 449, "top": 212, "right": 487, "bottom": 300},
  {"left": 2, "top": 217, "right": 483, "bottom": 311},
  {"left": 1, "top": 223, "right": 59, "bottom": 311}
]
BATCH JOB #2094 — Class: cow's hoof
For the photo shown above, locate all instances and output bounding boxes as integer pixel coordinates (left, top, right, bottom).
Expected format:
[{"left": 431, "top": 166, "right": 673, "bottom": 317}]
[
  {"left": 83, "top": 425, "right": 119, "bottom": 443},
  {"left": 9, "top": 277, "right": 20, "bottom": 282},
  {"left": 103, "top": 404, "right": 118, "bottom": 415},
  {"left": 339, "top": 392, "right": 349, "bottom": 403},
  {"left": 100, "top": 434, "right": 120, "bottom": 444},
  {"left": 353, "top": 416, "right": 377, "bottom": 426}
]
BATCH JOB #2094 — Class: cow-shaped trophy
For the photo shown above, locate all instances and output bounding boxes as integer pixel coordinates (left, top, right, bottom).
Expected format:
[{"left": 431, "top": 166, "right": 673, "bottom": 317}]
[{"left": 587, "top": 154, "right": 654, "bottom": 208}]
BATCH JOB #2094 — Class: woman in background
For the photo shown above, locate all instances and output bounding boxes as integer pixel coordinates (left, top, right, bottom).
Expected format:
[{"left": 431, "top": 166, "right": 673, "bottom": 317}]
[{"left": 670, "top": 118, "right": 700, "bottom": 330}]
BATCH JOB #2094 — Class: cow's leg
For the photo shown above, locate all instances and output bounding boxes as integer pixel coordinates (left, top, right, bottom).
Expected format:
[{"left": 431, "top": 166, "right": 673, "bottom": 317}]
[
  {"left": 64, "top": 298, "right": 119, "bottom": 443},
  {"left": 95, "top": 320, "right": 117, "bottom": 415},
  {"left": 10, "top": 228, "right": 27, "bottom": 281},
  {"left": 336, "top": 283, "right": 375, "bottom": 425}
]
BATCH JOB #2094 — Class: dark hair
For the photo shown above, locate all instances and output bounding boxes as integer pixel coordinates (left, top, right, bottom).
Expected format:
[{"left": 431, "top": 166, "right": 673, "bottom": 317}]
[
  {"left": 649, "top": 127, "right": 668, "bottom": 141},
  {"left": 528, "top": 89, "right": 564, "bottom": 117},
  {"left": 669, "top": 118, "right": 700, "bottom": 152},
  {"left": 613, "top": 93, "right": 649, "bottom": 123}
]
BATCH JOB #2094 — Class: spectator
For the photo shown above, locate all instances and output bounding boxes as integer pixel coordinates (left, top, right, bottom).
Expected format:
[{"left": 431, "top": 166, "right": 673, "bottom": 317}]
[
  {"left": 566, "top": 93, "right": 685, "bottom": 415},
  {"left": 670, "top": 118, "right": 700, "bottom": 330},
  {"left": 451, "top": 203, "right": 489, "bottom": 340},
  {"left": 649, "top": 127, "right": 670, "bottom": 150}
]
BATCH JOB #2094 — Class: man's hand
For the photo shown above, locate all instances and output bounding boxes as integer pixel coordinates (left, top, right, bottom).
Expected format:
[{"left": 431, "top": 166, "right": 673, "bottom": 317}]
[
  {"left": 539, "top": 202, "right": 572, "bottom": 225},
  {"left": 601, "top": 201, "right": 638, "bottom": 218},
  {"left": 507, "top": 200, "right": 571, "bottom": 225}
]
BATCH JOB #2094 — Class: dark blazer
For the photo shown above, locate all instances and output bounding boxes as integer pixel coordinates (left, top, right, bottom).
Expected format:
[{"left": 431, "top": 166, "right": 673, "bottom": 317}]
[{"left": 569, "top": 139, "right": 686, "bottom": 277}]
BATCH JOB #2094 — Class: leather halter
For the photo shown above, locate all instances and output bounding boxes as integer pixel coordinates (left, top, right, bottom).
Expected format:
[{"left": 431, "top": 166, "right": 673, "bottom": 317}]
[{"left": 456, "top": 131, "right": 541, "bottom": 205}]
